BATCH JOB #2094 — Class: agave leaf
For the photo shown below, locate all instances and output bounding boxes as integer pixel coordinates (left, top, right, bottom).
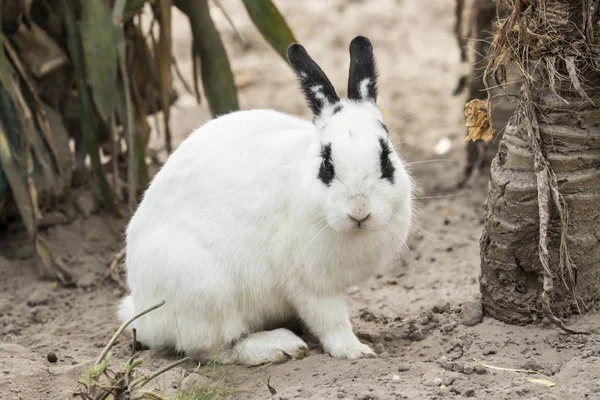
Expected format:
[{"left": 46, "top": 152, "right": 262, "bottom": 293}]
[
  {"left": 0, "top": 53, "right": 42, "bottom": 224},
  {"left": 114, "top": 0, "right": 138, "bottom": 211},
  {"left": 0, "top": 117, "right": 73, "bottom": 284},
  {"left": 241, "top": 0, "right": 296, "bottom": 63},
  {"left": 153, "top": 0, "right": 173, "bottom": 153},
  {"left": 60, "top": 0, "right": 120, "bottom": 215},
  {"left": 125, "top": 0, "right": 148, "bottom": 13},
  {"left": 114, "top": 0, "right": 149, "bottom": 208},
  {"left": 0, "top": 117, "right": 34, "bottom": 235},
  {"left": 3, "top": 40, "right": 62, "bottom": 180},
  {"left": 81, "top": 0, "right": 118, "bottom": 122},
  {"left": 175, "top": 0, "right": 239, "bottom": 116}
]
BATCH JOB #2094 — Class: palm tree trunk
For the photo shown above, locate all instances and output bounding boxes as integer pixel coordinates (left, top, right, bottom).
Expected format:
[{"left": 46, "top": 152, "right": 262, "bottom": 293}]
[{"left": 480, "top": 0, "right": 600, "bottom": 325}]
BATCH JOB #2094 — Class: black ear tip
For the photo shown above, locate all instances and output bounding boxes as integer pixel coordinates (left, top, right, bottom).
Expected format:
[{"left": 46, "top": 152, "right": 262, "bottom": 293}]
[
  {"left": 287, "top": 43, "right": 306, "bottom": 62},
  {"left": 349, "top": 36, "right": 373, "bottom": 53}
]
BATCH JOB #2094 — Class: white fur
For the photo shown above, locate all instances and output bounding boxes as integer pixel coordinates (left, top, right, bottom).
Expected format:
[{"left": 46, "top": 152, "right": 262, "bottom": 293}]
[
  {"left": 359, "top": 78, "right": 371, "bottom": 100},
  {"left": 119, "top": 101, "right": 413, "bottom": 365}
]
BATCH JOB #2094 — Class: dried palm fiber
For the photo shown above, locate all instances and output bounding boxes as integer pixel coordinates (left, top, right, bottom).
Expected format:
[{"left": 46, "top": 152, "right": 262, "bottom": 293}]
[
  {"left": 454, "top": 0, "right": 519, "bottom": 186},
  {"left": 480, "top": 0, "right": 600, "bottom": 329}
]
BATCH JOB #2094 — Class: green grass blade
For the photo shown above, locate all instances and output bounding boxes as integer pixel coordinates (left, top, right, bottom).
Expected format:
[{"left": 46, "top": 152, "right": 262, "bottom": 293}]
[
  {"left": 241, "top": 0, "right": 296, "bottom": 63},
  {"left": 59, "top": 0, "right": 120, "bottom": 215},
  {"left": 81, "top": 0, "right": 118, "bottom": 122},
  {"left": 175, "top": 0, "right": 239, "bottom": 116}
]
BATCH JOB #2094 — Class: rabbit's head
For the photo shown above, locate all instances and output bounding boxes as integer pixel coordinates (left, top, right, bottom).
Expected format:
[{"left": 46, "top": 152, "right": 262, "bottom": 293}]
[{"left": 288, "top": 36, "right": 412, "bottom": 233}]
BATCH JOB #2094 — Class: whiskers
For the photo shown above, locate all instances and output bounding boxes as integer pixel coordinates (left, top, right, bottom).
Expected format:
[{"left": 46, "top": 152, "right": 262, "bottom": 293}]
[
  {"left": 415, "top": 192, "right": 465, "bottom": 200},
  {"left": 406, "top": 158, "right": 458, "bottom": 167},
  {"left": 298, "top": 216, "right": 333, "bottom": 255},
  {"left": 390, "top": 211, "right": 444, "bottom": 247}
]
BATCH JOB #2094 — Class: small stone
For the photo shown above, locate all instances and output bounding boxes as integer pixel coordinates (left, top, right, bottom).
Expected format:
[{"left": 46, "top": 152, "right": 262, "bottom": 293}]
[
  {"left": 465, "top": 388, "right": 476, "bottom": 397},
  {"left": 432, "top": 302, "right": 450, "bottom": 314},
  {"left": 392, "top": 374, "right": 400, "bottom": 381},
  {"left": 441, "top": 322, "right": 457, "bottom": 333},
  {"left": 475, "top": 365, "right": 487, "bottom": 375},
  {"left": 2, "top": 324, "right": 17, "bottom": 336},
  {"left": 404, "top": 327, "right": 425, "bottom": 342},
  {"left": 27, "top": 286, "right": 54, "bottom": 307},
  {"left": 431, "top": 377, "right": 443, "bottom": 387},
  {"left": 181, "top": 373, "right": 211, "bottom": 392},
  {"left": 347, "top": 286, "right": 361, "bottom": 295},
  {"left": 373, "top": 343, "right": 386, "bottom": 354},
  {"left": 30, "top": 306, "right": 52, "bottom": 323},
  {"left": 76, "top": 272, "right": 97, "bottom": 289},
  {"left": 419, "top": 313, "right": 432, "bottom": 325},
  {"left": 357, "top": 330, "right": 379, "bottom": 343},
  {"left": 359, "top": 309, "right": 378, "bottom": 322},
  {"left": 398, "top": 363, "right": 411, "bottom": 372},
  {"left": 522, "top": 359, "right": 542, "bottom": 371},
  {"left": 47, "top": 353, "right": 57, "bottom": 363},
  {"left": 460, "top": 300, "right": 483, "bottom": 327},
  {"left": 0, "top": 298, "right": 12, "bottom": 315},
  {"left": 442, "top": 375, "right": 457, "bottom": 386},
  {"left": 74, "top": 192, "right": 98, "bottom": 218}
]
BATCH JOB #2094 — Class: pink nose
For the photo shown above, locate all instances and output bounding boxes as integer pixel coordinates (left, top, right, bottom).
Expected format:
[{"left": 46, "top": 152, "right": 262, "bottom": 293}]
[{"left": 348, "top": 196, "right": 371, "bottom": 224}]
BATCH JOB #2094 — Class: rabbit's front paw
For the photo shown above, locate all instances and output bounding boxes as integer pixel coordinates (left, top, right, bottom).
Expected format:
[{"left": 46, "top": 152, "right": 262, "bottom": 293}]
[{"left": 325, "top": 340, "right": 376, "bottom": 360}]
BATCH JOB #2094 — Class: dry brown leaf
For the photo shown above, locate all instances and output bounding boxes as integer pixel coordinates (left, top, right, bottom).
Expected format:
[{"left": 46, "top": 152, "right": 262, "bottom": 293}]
[{"left": 464, "top": 99, "right": 493, "bottom": 142}]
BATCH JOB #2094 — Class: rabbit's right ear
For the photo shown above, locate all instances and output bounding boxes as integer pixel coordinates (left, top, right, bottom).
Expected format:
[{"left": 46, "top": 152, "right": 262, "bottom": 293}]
[{"left": 288, "top": 43, "right": 340, "bottom": 118}]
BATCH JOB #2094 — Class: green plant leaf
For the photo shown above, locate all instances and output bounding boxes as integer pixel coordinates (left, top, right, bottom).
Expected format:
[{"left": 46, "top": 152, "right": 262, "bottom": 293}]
[
  {"left": 81, "top": 0, "right": 118, "bottom": 122},
  {"left": 125, "top": 0, "right": 148, "bottom": 13},
  {"left": 60, "top": 0, "right": 120, "bottom": 215},
  {"left": 241, "top": 0, "right": 296, "bottom": 63},
  {"left": 175, "top": 0, "right": 239, "bottom": 116},
  {"left": 154, "top": 0, "right": 174, "bottom": 153}
]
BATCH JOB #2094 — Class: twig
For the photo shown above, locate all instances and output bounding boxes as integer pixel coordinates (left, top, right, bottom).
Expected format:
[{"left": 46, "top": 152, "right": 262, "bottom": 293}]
[
  {"left": 132, "top": 328, "right": 137, "bottom": 357},
  {"left": 96, "top": 300, "right": 166, "bottom": 366},
  {"left": 130, "top": 357, "right": 194, "bottom": 388}
]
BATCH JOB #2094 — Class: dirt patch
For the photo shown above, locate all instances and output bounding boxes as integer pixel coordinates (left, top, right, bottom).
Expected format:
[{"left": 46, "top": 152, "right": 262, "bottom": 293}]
[{"left": 1, "top": 0, "right": 600, "bottom": 399}]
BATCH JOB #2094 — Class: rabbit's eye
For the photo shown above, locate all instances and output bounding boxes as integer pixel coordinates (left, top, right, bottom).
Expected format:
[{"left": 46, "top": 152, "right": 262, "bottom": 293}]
[
  {"left": 379, "top": 138, "right": 395, "bottom": 183},
  {"left": 318, "top": 143, "right": 335, "bottom": 186}
]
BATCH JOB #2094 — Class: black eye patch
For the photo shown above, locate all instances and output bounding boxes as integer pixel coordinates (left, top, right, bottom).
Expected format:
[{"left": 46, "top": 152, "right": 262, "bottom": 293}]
[
  {"left": 379, "top": 121, "right": 388, "bottom": 134},
  {"left": 379, "top": 138, "right": 395, "bottom": 183},
  {"left": 318, "top": 143, "right": 335, "bottom": 186}
]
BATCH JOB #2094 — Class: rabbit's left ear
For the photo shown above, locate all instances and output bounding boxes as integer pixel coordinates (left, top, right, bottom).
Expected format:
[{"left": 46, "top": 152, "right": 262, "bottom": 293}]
[
  {"left": 347, "top": 36, "right": 378, "bottom": 103},
  {"left": 288, "top": 43, "right": 340, "bottom": 118}
]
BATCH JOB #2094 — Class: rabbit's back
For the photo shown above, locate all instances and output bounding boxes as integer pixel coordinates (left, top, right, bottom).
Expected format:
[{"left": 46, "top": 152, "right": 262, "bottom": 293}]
[{"left": 132, "top": 109, "right": 315, "bottom": 229}]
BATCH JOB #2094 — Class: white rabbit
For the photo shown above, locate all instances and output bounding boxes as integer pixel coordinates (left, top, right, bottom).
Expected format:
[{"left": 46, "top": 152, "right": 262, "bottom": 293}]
[{"left": 118, "top": 36, "right": 413, "bottom": 366}]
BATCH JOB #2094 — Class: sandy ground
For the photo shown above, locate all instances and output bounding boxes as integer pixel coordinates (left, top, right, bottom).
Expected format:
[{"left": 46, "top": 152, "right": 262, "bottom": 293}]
[{"left": 2, "top": 0, "right": 600, "bottom": 399}]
